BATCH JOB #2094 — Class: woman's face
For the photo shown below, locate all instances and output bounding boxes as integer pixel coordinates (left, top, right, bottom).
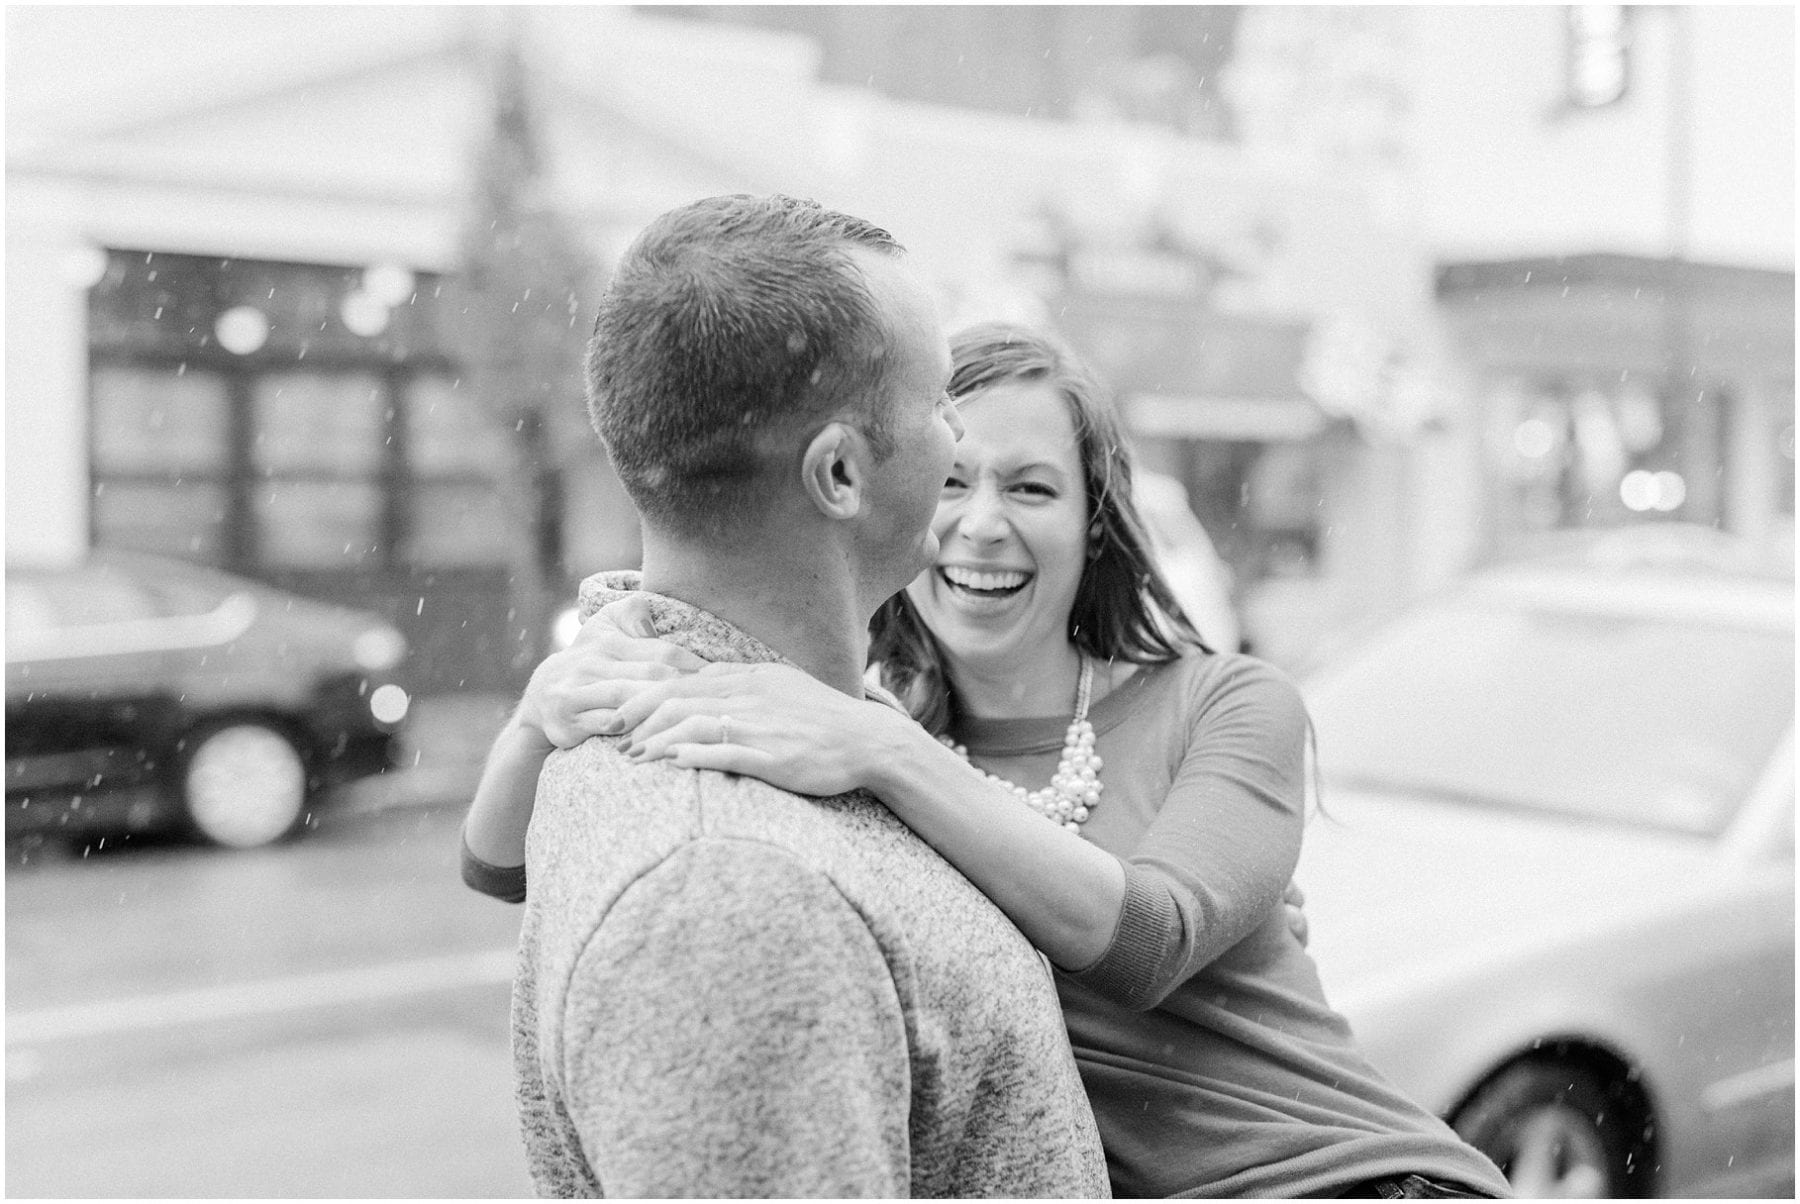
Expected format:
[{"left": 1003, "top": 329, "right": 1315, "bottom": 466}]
[{"left": 905, "top": 378, "right": 1090, "bottom": 671}]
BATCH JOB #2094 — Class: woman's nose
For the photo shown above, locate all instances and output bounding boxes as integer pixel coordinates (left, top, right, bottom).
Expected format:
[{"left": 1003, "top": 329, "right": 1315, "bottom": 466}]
[{"left": 954, "top": 483, "right": 1009, "bottom": 544}]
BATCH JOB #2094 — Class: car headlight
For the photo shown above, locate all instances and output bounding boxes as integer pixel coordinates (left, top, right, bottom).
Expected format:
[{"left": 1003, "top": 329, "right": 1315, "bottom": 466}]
[
  {"left": 353, "top": 625, "right": 407, "bottom": 672},
  {"left": 368, "top": 683, "right": 410, "bottom": 725}
]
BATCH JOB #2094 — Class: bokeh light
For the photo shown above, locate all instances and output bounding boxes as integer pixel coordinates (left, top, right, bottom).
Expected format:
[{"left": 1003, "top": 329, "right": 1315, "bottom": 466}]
[{"left": 214, "top": 305, "right": 270, "bottom": 355}]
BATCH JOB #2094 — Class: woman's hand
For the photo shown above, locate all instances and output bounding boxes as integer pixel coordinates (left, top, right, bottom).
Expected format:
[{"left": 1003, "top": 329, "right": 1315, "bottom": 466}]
[
  {"left": 517, "top": 594, "right": 709, "bottom": 753},
  {"left": 616, "top": 663, "right": 908, "bottom": 799}
]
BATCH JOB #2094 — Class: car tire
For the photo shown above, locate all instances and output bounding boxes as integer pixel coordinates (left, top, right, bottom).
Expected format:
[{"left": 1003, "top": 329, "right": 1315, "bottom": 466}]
[
  {"left": 177, "top": 721, "right": 309, "bottom": 849},
  {"left": 1452, "top": 1057, "right": 1650, "bottom": 1199}
]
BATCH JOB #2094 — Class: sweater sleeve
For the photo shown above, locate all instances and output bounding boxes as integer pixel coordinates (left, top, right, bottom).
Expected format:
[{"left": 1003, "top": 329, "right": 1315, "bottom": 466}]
[
  {"left": 560, "top": 839, "right": 913, "bottom": 1197},
  {"left": 1070, "top": 656, "right": 1309, "bottom": 1010},
  {"left": 460, "top": 831, "right": 528, "bottom": 903}
]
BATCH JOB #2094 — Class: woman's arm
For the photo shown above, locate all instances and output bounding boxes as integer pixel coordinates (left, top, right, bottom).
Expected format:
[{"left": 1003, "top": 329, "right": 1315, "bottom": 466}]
[
  {"left": 458, "top": 596, "right": 707, "bottom": 899},
  {"left": 614, "top": 665, "right": 1128, "bottom": 970},
  {"left": 1067, "top": 657, "right": 1309, "bottom": 1010},
  {"left": 617, "top": 657, "right": 1310, "bottom": 1003},
  {"left": 460, "top": 706, "right": 557, "bottom": 894}
]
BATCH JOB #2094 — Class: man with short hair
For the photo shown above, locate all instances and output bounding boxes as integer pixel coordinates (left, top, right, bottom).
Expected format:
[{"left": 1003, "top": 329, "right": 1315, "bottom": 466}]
[{"left": 508, "top": 194, "right": 1109, "bottom": 1198}]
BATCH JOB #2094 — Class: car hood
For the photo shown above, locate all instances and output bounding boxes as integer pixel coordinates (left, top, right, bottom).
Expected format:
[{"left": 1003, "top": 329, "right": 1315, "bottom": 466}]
[
  {"left": 237, "top": 583, "right": 387, "bottom": 646},
  {"left": 1296, "top": 787, "right": 1720, "bottom": 1009}
]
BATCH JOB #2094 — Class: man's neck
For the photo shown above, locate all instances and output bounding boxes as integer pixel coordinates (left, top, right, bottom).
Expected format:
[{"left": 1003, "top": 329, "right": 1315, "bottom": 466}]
[{"left": 640, "top": 529, "right": 872, "bottom": 697}]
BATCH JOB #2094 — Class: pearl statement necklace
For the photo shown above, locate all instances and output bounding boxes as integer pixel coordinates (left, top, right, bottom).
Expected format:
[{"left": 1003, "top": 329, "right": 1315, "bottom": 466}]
[{"left": 939, "top": 659, "right": 1104, "bottom": 835}]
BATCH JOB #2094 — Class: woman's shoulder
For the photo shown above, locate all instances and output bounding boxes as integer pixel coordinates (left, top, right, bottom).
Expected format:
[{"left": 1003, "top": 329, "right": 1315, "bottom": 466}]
[
  {"left": 1160, "top": 645, "right": 1303, "bottom": 698},
  {"left": 1154, "top": 647, "right": 1308, "bottom": 738}
]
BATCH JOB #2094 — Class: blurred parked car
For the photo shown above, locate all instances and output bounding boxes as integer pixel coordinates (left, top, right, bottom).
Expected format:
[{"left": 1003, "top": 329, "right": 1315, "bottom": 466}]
[
  {"left": 6, "top": 552, "right": 411, "bottom": 850},
  {"left": 549, "top": 470, "right": 1243, "bottom": 654},
  {"left": 1132, "top": 470, "right": 1241, "bottom": 654},
  {"left": 1298, "top": 527, "right": 1794, "bottom": 1198}
]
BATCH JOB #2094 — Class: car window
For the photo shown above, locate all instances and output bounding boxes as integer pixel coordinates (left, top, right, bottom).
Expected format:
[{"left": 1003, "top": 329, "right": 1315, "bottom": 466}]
[
  {"left": 136, "top": 570, "right": 233, "bottom": 618},
  {"left": 1305, "top": 595, "right": 1795, "bottom": 837},
  {"left": 13, "top": 567, "right": 162, "bottom": 628}
]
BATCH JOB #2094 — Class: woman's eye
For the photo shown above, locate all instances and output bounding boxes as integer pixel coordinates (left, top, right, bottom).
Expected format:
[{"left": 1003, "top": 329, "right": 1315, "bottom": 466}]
[
  {"left": 942, "top": 476, "right": 966, "bottom": 492},
  {"left": 1012, "top": 482, "right": 1056, "bottom": 498}
]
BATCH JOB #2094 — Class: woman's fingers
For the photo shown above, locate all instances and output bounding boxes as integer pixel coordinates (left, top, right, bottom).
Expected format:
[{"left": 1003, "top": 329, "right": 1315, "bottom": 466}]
[
  {"left": 595, "top": 593, "right": 659, "bottom": 638},
  {"left": 575, "top": 624, "right": 709, "bottom": 673},
  {"left": 627, "top": 710, "right": 746, "bottom": 761},
  {"left": 607, "top": 670, "right": 770, "bottom": 734},
  {"left": 661, "top": 742, "right": 775, "bottom": 777},
  {"left": 579, "top": 601, "right": 709, "bottom": 673}
]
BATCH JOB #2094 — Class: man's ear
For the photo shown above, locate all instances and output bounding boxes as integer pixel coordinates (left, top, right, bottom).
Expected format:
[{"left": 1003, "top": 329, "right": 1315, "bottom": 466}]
[{"left": 800, "top": 421, "right": 867, "bottom": 521}]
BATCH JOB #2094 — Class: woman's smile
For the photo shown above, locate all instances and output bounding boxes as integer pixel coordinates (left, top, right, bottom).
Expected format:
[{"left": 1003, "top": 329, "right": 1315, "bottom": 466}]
[{"left": 938, "top": 563, "right": 1034, "bottom": 607}]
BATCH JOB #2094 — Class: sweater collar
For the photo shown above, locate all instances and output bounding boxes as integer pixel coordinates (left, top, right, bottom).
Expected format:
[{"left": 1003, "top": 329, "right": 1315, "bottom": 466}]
[{"left": 575, "top": 569, "right": 903, "bottom": 711}]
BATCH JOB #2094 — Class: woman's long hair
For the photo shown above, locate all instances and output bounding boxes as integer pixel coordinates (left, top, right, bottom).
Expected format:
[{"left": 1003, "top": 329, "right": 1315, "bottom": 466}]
[{"left": 871, "top": 322, "right": 1209, "bottom": 734}]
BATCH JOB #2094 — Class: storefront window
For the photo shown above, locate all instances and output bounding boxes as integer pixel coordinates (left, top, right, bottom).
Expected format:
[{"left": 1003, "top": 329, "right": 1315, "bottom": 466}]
[
  {"left": 406, "top": 375, "right": 513, "bottom": 477},
  {"left": 87, "top": 249, "right": 524, "bottom": 575},
  {"left": 252, "top": 373, "right": 385, "bottom": 474},
  {"left": 1489, "top": 375, "right": 1689, "bottom": 537},
  {"left": 92, "top": 479, "right": 230, "bottom": 563},
  {"left": 91, "top": 366, "right": 230, "bottom": 474},
  {"left": 252, "top": 479, "right": 383, "bottom": 569},
  {"left": 406, "top": 482, "right": 514, "bottom": 566},
  {"left": 403, "top": 375, "right": 513, "bottom": 565}
]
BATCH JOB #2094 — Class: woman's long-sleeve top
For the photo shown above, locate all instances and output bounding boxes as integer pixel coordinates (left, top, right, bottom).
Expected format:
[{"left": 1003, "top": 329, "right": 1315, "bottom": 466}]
[{"left": 954, "top": 651, "right": 1510, "bottom": 1199}]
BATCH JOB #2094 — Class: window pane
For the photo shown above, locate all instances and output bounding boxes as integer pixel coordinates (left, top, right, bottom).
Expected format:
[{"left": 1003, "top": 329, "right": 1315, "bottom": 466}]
[
  {"left": 407, "top": 375, "right": 512, "bottom": 477},
  {"left": 91, "top": 365, "right": 230, "bottom": 474},
  {"left": 252, "top": 372, "right": 385, "bottom": 473},
  {"left": 93, "top": 480, "right": 229, "bottom": 564},
  {"left": 254, "top": 479, "right": 382, "bottom": 568},
  {"left": 406, "top": 481, "right": 513, "bottom": 566}
]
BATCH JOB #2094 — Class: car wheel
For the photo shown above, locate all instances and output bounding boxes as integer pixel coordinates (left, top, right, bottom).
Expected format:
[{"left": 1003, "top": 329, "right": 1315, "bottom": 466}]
[
  {"left": 1452, "top": 1058, "right": 1649, "bottom": 1199},
  {"left": 178, "top": 722, "right": 309, "bottom": 849}
]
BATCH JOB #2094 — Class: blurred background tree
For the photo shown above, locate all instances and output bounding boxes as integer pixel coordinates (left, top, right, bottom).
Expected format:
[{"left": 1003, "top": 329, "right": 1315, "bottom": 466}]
[{"left": 446, "top": 14, "right": 602, "bottom": 676}]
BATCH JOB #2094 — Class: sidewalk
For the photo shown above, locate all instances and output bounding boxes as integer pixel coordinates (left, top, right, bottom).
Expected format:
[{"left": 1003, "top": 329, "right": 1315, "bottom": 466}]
[{"left": 334, "top": 692, "right": 515, "bottom": 818}]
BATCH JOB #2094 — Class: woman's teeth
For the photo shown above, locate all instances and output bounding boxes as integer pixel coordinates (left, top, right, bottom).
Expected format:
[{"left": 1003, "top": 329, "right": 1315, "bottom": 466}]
[{"left": 941, "top": 566, "right": 1029, "bottom": 597}]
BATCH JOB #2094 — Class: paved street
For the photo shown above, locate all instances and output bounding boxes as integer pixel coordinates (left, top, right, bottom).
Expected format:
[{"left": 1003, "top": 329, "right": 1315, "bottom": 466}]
[{"left": 6, "top": 790, "right": 535, "bottom": 1198}]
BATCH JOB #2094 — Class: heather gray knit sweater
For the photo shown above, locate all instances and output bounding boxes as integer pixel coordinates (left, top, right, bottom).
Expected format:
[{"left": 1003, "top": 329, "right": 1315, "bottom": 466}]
[{"left": 512, "top": 581, "right": 1109, "bottom": 1198}]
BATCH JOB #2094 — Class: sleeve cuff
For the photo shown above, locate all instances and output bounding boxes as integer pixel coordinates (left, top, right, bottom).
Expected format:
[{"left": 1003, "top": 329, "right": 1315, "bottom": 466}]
[
  {"left": 1066, "top": 862, "right": 1181, "bottom": 1010},
  {"left": 461, "top": 832, "right": 528, "bottom": 904}
]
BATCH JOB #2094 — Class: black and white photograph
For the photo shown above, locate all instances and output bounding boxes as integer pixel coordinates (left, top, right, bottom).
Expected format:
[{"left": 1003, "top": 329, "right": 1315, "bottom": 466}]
[{"left": 6, "top": 5, "right": 1792, "bottom": 1199}]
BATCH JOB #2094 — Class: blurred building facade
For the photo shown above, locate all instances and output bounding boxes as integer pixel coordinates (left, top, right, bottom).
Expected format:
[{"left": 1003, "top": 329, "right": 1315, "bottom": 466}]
[
  {"left": 1407, "top": 5, "right": 1795, "bottom": 575},
  {"left": 7, "top": 6, "right": 1792, "bottom": 683}
]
